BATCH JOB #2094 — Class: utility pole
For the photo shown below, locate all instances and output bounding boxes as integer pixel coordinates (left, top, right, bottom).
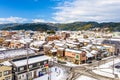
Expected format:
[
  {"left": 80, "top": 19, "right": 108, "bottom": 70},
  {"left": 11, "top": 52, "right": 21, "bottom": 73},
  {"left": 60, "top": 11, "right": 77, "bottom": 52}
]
[
  {"left": 112, "top": 38, "right": 114, "bottom": 75},
  {"left": 110, "top": 35, "right": 114, "bottom": 75},
  {"left": 26, "top": 43, "right": 29, "bottom": 80}
]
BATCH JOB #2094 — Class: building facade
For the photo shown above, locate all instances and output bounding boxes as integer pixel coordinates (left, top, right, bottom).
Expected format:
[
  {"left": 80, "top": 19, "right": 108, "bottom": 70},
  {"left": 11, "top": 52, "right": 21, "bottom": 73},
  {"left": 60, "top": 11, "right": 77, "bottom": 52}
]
[
  {"left": 65, "top": 49, "right": 86, "bottom": 64},
  {"left": 11, "top": 55, "right": 49, "bottom": 80},
  {"left": 0, "top": 65, "right": 12, "bottom": 80}
]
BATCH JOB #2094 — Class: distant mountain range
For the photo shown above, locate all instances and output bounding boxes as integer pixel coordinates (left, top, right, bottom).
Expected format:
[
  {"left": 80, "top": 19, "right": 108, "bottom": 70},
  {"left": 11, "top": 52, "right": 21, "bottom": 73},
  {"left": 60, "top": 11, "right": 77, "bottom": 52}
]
[
  {"left": 0, "top": 23, "right": 20, "bottom": 29},
  {"left": 0, "top": 22, "right": 120, "bottom": 31}
]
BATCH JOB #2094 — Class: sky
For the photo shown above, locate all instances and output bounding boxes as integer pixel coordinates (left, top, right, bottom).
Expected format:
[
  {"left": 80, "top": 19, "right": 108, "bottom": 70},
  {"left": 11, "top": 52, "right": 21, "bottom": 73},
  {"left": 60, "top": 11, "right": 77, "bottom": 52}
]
[{"left": 0, "top": 0, "right": 120, "bottom": 24}]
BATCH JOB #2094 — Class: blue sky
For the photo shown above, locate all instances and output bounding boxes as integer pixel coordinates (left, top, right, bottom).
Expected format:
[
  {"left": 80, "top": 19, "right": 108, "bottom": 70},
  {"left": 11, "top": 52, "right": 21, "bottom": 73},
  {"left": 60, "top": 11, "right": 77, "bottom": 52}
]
[
  {"left": 0, "top": 0, "right": 120, "bottom": 23},
  {"left": 0, "top": 0, "right": 58, "bottom": 23}
]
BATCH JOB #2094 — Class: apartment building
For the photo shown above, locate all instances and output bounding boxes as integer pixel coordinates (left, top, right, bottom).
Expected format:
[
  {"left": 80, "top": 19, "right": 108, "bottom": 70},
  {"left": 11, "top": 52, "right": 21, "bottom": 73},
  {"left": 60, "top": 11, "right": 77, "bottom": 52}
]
[{"left": 11, "top": 54, "right": 50, "bottom": 80}]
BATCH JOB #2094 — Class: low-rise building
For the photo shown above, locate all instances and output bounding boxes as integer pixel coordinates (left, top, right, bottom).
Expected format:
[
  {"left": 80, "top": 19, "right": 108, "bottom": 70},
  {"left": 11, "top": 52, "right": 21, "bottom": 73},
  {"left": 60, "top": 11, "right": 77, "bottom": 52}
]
[
  {"left": 0, "top": 64, "right": 12, "bottom": 80},
  {"left": 57, "top": 47, "right": 65, "bottom": 58},
  {"left": 47, "top": 35, "right": 61, "bottom": 41},
  {"left": 102, "top": 38, "right": 120, "bottom": 55},
  {"left": 11, "top": 54, "right": 50, "bottom": 80},
  {"left": 65, "top": 49, "right": 86, "bottom": 64}
]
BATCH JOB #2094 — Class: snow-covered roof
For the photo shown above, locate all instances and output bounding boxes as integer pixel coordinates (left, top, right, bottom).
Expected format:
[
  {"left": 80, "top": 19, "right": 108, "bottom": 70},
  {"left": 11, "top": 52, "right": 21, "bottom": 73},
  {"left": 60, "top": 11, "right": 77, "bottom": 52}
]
[
  {"left": 12, "top": 55, "right": 50, "bottom": 67},
  {"left": 0, "top": 48, "right": 35, "bottom": 59},
  {"left": 81, "top": 46, "right": 91, "bottom": 51},
  {"left": 5, "top": 39, "right": 12, "bottom": 42},
  {"left": 1, "top": 61, "right": 12, "bottom": 66},
  {"left": 53, "top": 40, "right": 61, "bottom": 43},
  {"left": 90, "top": 50, "right": 98, "bottom": 54},
  {"left": 86, "top": 53, "right": 94, "bottom": 57},
  {"left": 86, "top": 44, "right": 92, "bottom": 47},
  {"left": 47, "top": 41, "right": 53, "bottom": 45},
  {"left": 66, "top": 43, "right": 76, "bottom": 47},
  {"left": 96, "top": 46, "right": 102, "bottom": 49},
  {"left": 78, "top": 38, "right": 90, "bottom": 42},
  {"left": 82, "top": 44, "right": 92, "bottom": 49},
  {"left": 65, "top": 49, "right": 82, "bottom": 53},
  {"left": 43, "top": 44, "right": 52, "bottom": 48},
  {"left": 110, "top": 38, "right": 120, "bottom": 42},
  {"left": 50, "top": 48, "right": 57, "bottom": 53},
  {"left": 66, "top": 40, "right": 79, "bottom": 45},
  {"left": 30, "top": 41, "right": 45, "bottom": 46},
  {"left": 0, "top": 53, "right": 5, "bottom": 59},
  {"left": 30, "top": 47, "right": 39, "bottom": 51},
  {"left": 19, "top": 38, "right": 33, "bottom": 44},
  {"left": 57, "top": 47, "right": 65, "bottom": 50},
  {"left": 55, "top": 43, "right": 65, "bottom": 47}
]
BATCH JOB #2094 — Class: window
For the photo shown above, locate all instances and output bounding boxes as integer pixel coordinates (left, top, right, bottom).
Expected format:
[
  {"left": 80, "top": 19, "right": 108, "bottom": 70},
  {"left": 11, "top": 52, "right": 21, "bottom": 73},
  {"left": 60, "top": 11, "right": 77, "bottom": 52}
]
[
  {"left": 29, "top": 65, "right": 33, "bottom": 69},
  {"left": 42, "top": 68, "right": 46, "bottom": 72},
  {"left": 37, "top": 63, "right": 40, "bottom": 66},
  {"left": 19, "top": 76, "right": 21, "bottom": 79},
  {"left": 5, "top": 76, "right": 11, "bottom": 80},
  {"left": 0, "top": 72, "right": 2, "bottom": 77},
  {"left": 14, "top": 68, "right": 16, "bottom": 71},
  {"left": 44, "top": 61, "right": 47, "bottom": 64},
  {"left": 4, "top": 70, "right": 10, "bottom": 76},
  {"left": 22, "top": 74, "right": 24, "bottom": 77},
  {"left": 40, "top": 65, "right": 44, "bottom": 68},
  {"left": 28, "top": 72, "right": 32, "bottom": 77},
  {"left": 20, "top": 67, "right": 24, "bottom": 71},
  {"left": 82, "top": 54, "right": 86, "bottom": 57}
]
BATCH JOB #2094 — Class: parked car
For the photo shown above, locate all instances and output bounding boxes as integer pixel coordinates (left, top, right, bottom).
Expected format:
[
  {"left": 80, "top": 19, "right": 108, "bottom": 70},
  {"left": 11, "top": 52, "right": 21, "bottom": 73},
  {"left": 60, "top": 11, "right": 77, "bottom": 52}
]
[
  {"left": 96, "top": 57, "right": 102, "bottom": 61},
  {"left": 86, "top": 60, "right": 92, "bottom": 63}
]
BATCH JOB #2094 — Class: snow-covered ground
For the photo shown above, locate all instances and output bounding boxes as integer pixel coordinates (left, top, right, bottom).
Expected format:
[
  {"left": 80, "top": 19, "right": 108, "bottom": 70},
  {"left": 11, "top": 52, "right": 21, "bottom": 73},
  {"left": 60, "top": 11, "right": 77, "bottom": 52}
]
[
  {"left": 34, "top": 66, "right": 68, "bottom": 80},
  {"left": 34, "top": 66, "right": 97, "bottom": 80},
  {"left": 64, "top": 61, "right": 88, "bottom": 67},
  {"left": 92, "top": 58, "right": 120, "bottom": 79},
  {"left": 51, "top": 57, "right": 88, "bottom": 67},
  {"left": 76, "top": 75, "right": 98, "bottom": 80}
]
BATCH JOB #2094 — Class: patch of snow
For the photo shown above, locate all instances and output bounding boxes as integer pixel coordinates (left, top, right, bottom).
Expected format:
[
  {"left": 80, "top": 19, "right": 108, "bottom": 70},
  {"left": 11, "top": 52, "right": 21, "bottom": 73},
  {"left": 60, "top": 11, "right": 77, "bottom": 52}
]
[
  {"left": 93, "top": 69, "right": 115, "bottom": 78},
  {"left": 76, "top": 75, "right": 97, "bottom": 80},
  {"left": 1, "top": 61, "right": 12, "bottom": 66},
  {"left": 34, "top": 66, "right": 68, "bottom": 80},
  {"left": 92, "top": 58, "right": 120, "bottom": 79}
]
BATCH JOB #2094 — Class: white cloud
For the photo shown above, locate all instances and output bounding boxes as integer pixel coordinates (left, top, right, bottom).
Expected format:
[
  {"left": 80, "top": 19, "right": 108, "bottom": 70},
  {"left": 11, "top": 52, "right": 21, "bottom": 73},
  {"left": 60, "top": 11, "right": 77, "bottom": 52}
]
[
  {"left": 53, "top": 0, "right": 120, "bottom": 23},
  {"left": 32, "top": 19, "right": 45, "bottom": 23},
  {"left": 0, "top": 16, "right": 27, "bottom": 24},
  {"left": 32, "top": 18, "right": 57, "bottom": 23}
]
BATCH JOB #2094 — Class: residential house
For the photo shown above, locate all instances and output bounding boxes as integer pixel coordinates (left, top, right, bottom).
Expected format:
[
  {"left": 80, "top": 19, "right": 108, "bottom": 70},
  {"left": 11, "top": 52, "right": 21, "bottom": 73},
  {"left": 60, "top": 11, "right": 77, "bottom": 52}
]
[
  {"left": 102, "top": 38, "right": 120, "bottom": 55},
  {"left": 43, "top": 44, "right": 52, "bottom": 55},
  {"left": 47, "top": 35, "right": 61, "bottom": 41},
  {"left": 65, "top": 49, "right": 86, "bottom": 64},
  {"left": 57, "top": 47, "right": 65, "bottom": 59}
]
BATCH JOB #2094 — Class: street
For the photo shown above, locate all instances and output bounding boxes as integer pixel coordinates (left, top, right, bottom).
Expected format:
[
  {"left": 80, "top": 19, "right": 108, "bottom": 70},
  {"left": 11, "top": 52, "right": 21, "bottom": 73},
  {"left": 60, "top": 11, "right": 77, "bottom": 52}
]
[{"left": 52, "top": 55, "right": 120, "bottom": 80}]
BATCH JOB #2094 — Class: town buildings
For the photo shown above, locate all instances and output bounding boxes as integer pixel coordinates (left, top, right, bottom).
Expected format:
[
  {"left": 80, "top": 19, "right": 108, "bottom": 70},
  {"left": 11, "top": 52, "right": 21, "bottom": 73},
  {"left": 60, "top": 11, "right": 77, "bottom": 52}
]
[{"left": 0, "top": 30, "right": 120, "bottom": 79}]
